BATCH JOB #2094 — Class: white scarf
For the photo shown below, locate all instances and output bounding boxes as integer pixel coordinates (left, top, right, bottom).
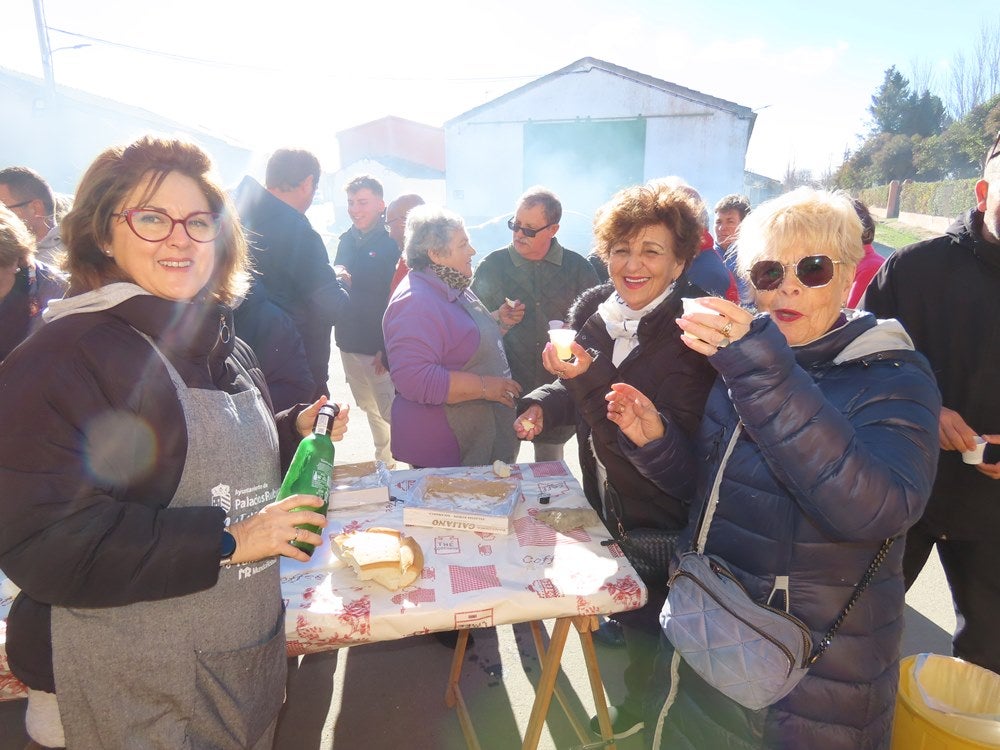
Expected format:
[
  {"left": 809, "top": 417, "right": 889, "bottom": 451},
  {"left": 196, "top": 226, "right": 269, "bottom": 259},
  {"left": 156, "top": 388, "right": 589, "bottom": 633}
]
[
  {"left": 591, "top": 284, "right": 672, "bottom": 514},
  {"left": 597, "top": 286, "right": 672, "bottom": 367}
]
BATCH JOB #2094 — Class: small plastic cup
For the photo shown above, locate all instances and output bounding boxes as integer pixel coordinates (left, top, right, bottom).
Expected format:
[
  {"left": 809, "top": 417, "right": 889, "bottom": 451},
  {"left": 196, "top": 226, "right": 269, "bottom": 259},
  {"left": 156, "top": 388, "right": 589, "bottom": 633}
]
[
  {"left": 548, "top": 328, "right": 576, "bottom": 360},
  {"left": 548, "top": 319, "right": 565, "bottom": 330},
  {"left": 681, "top": 297, "right": 721, "bottom": 341},
  {"left": 961, "top": 436, "right": 987, "bottom": 465}
]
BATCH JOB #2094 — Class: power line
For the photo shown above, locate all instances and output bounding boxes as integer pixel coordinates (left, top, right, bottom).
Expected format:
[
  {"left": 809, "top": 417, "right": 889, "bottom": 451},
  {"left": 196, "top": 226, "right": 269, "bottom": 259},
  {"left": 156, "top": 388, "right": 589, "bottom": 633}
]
[{"left": 46, "top": 26, "right": 540, "bottom": 83}]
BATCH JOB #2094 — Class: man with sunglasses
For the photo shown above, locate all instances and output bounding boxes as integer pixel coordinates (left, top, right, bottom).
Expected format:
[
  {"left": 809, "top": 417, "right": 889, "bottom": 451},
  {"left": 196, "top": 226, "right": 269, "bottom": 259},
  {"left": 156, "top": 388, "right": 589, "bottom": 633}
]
[
  {"left": 862, "top": 134, "right": 1000, "bottom": 676},
  {"left": 471, "top": 186, "right": 599, "bottom": 462},
  {"left": 0, "top": 166, "right": 63, "bottom": 266}
]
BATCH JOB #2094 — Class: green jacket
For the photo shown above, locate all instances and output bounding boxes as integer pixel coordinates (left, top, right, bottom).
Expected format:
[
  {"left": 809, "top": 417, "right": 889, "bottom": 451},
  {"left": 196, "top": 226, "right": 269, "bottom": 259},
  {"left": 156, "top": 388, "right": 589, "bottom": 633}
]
[{"left": 471, "top": 239, "right": 599, "bottom": 443}]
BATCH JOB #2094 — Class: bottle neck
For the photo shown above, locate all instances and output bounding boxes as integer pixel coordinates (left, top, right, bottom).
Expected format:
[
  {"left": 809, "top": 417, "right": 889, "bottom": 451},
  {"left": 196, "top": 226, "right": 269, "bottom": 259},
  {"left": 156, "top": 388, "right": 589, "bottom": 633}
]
[{"left": 313, "top": 406, "right": 338, "bottom": 436}]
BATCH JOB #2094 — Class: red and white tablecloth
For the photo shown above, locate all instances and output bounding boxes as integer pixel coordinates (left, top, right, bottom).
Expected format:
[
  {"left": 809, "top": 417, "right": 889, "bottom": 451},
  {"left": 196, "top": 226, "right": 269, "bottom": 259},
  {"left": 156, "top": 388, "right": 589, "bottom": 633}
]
[{"left": 0, "top": 461, "right": 646, "bottom": 701}]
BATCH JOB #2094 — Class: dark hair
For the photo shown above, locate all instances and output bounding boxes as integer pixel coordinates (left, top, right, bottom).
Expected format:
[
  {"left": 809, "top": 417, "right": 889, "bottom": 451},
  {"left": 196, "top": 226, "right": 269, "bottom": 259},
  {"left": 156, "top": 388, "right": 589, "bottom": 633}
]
[
  {"left": 0, "top": 166, "right": 55, "bottom": 218},
  {"left": 345, "top": 174, "right": 384, "bottom": 199},
  {"left": 984, "top": 131, "right": 1000, "bottom": 179},
  {"left": 62, "top": 135, "right": 249, "bottom": 304},
  {"left": 714, "top": 193, "right": 751, "bottom": 220},
  {"left": 851, "top": 199, "right": 876, "bottom": 245},
  {"left": 265, "top": 149, "right": 321, "bottom": 191},
  {"left": 517, "top": 186, "right": 562, "bottom": 225},
  {"left": 593, "top": 183, "right": 703, "bottom": 268}
]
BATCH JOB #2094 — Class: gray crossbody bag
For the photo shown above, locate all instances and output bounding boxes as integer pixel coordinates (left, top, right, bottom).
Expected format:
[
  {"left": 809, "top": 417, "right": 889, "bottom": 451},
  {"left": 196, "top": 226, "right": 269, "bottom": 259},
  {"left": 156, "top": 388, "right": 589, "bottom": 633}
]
[{"left": 662, "top": 422, "right": 893, "bottom": 710}]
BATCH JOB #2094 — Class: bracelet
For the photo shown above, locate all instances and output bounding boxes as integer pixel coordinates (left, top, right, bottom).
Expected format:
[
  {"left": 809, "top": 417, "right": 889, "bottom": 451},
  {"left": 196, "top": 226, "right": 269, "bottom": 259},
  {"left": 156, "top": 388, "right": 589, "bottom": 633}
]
[{"left": 480, "top": 375, "right": 487, "bottom": 399}]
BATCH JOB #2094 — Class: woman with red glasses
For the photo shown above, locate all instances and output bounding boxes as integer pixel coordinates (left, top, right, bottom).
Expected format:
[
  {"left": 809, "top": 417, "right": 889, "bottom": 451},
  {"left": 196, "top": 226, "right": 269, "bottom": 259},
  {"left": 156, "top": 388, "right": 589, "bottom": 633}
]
[
  {"left": 607, "top": 188, "right": 941, "bottom": 749},
  {"left": 0, "top": 135, "right": 348, "bottom": 748}
]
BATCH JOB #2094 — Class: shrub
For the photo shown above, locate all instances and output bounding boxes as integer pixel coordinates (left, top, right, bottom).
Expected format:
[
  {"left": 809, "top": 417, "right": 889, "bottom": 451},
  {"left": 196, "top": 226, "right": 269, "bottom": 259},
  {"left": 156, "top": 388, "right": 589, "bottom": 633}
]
[{"left": 858, "top": 178, "right": 978, "bottom": 217}]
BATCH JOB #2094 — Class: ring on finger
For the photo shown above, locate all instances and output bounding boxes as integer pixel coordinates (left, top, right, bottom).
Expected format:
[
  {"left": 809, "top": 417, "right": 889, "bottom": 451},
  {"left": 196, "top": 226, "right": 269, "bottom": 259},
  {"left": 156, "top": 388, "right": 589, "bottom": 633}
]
[{"left": 721, "top": 320, "right": 734, "bottom": 337}]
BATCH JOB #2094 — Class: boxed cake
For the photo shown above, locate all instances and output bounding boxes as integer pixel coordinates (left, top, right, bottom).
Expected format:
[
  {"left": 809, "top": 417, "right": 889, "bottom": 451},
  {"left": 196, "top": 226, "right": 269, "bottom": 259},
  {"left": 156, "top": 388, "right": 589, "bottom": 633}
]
[
  {"left": 327, "top": 461, "right": 391, "bottom": 509},
  {"left": 403, "top": 475, "right": 521, "bottom": 534}
]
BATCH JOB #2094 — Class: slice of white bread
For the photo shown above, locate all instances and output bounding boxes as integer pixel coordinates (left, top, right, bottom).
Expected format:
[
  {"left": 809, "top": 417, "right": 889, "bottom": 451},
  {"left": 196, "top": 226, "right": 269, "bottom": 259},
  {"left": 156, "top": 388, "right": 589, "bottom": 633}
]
[{"left": 333, "top": 527, "right": 423, "bottom": 591}]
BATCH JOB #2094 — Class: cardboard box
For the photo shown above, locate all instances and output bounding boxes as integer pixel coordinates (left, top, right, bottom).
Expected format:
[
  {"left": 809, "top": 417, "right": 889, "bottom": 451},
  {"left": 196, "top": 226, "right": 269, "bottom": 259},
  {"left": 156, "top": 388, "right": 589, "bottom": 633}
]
[
  {"left": 327, "top": 461, "right": 391, "bottom": 509},
  {"left": 403, "top": 475, "right": 520, "bottom": 535}
]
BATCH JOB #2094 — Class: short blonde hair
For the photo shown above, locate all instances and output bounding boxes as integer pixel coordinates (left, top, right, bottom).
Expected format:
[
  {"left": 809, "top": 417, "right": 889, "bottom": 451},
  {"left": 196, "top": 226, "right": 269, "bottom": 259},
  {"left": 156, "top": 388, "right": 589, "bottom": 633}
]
[
  {"left": 0, "top": 203, "right": 35, "bottom": 269},
  {"left": 734, "top": 187, "right": 864, "bottom": 281},
  {"left": 62, "top": 135, "right": 249, "bottom": 304}
]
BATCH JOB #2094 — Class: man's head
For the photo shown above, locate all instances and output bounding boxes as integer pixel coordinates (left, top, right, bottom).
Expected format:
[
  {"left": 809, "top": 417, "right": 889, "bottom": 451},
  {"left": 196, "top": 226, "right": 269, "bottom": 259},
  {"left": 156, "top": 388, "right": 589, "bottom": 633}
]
[
  {"left": 714, "top": 193, "right": 751, "bottom": 251},
  {"left": 0, "top": 166, "right": 55, "bottom": 240},
  {"left": 509, "top": 186, "right": 561, "bottom": 261},
  {"left": 385, "top": 194, "right": 425, "bottom": 248},
  {"left": 345, "top": 175, "right": 385, "bottom": 234},
  {"left": 265, "top": 149, "right": 321, "bottom": 214},
  {"left": 976, "top": 132, "right": 1000, "bottom": 245}
]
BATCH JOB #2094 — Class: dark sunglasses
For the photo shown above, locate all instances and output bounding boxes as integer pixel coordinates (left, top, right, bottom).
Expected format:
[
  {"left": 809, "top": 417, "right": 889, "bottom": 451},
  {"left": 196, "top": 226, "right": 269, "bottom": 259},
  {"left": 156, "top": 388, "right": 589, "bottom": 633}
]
[
  {"left": 507, "top": 218, "right": 555, "bottom": 238},
  {"left": 987, "top": 129, "right": 1000, "bottom": 164},
  {"left": 749, "top": 255, "right": 843, "bottom": 291}
]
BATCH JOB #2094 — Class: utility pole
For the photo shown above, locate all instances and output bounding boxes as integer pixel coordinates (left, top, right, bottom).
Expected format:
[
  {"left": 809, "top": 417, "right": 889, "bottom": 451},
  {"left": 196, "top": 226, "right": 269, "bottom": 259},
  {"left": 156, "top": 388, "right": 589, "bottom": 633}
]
[{"left": 32, "top": 0, "right": 55, "bottom": 95}]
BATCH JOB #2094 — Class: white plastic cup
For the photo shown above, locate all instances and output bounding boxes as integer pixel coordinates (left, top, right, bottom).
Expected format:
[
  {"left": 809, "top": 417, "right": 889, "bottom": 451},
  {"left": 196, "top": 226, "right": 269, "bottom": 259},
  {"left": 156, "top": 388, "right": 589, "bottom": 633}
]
[
  {"left": 961, "top": 436, "right": 987, "bottom": 465},
  {"left": 548, "top": 328, "right": 576, "bottom": 360},
  {"left": 681, "top": 297, "right": 721, "bottom": 341},
  {"left": 548, "top": 319, "right": 565, "bottom": 330}
]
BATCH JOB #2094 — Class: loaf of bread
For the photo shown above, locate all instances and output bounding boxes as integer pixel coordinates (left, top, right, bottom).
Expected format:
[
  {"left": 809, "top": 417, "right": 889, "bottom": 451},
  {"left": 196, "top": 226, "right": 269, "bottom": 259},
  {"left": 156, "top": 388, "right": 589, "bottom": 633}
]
[{"left": 333, "top": 527, "right": 423, "bottom": 591}]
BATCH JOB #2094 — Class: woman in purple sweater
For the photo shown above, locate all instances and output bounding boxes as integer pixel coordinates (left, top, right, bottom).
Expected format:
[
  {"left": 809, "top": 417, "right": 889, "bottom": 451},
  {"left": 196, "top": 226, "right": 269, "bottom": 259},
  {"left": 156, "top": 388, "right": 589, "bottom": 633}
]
[{"left": 383, "top": 205, "right": 521, "bottom": 467}]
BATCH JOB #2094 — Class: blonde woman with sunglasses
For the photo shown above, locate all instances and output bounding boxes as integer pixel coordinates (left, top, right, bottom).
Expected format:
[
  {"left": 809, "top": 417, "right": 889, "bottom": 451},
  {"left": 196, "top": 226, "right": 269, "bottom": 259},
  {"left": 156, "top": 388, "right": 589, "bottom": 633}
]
[{"left": 608, "top": 188, "right": 941, "bottom": 750}]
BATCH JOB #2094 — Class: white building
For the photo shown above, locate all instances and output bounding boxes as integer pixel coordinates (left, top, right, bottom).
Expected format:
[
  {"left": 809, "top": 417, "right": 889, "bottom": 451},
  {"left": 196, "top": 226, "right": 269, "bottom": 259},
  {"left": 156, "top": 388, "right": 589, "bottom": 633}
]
[{"left": 445, "top": 57, "right": 756, "bottom": 253}]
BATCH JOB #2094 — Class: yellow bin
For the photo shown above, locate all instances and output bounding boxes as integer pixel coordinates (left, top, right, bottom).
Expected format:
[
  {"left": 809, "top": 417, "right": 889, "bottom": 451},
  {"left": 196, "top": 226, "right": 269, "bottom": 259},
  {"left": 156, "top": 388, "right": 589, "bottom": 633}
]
[{"left": 892, "top": 654, "right": 1000, "bottom": 749}]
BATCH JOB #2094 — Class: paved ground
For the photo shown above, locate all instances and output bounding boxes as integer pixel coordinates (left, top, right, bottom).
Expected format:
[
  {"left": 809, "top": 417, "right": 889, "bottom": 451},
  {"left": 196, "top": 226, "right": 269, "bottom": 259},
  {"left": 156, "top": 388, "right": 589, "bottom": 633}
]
[{"left": 0, "top": 351, "right": 958, "bottom": 750}]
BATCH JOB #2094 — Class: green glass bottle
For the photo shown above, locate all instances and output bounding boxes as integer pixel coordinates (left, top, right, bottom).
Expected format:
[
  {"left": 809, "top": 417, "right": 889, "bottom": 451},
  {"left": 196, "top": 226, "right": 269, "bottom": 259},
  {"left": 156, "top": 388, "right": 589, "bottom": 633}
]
[{"left": 278, "top": 403, "right": 339, "bottom": 556}]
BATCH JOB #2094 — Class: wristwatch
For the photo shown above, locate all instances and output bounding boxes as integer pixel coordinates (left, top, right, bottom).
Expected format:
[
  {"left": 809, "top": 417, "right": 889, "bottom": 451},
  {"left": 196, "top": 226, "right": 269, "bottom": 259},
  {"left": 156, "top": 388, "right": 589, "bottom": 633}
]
[{"left": 219, "top": 530, "right": 237, "bottom": 567}]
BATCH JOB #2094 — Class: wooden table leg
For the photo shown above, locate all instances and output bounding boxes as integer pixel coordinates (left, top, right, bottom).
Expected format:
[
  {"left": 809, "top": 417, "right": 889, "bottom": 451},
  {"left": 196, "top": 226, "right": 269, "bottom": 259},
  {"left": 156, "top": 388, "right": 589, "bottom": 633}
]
[
  {"left": 443, "top": 630, "right": 482, "bottom": 750},
  {"left": 522, "top": 618, "right": 572, "bottom": 750},
  {"left": 575, "top": 616, "right": 617, "bottom": 750},
  {"left": 528, "top": 621, "right": 590, "bottom": 745}
]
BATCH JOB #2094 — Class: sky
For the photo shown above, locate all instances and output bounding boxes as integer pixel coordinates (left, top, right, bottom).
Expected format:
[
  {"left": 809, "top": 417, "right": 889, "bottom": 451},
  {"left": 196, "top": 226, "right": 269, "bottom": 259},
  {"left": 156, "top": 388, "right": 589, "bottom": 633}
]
[{"left": 2, "top": 0, "right": 997, "bottom": 181}]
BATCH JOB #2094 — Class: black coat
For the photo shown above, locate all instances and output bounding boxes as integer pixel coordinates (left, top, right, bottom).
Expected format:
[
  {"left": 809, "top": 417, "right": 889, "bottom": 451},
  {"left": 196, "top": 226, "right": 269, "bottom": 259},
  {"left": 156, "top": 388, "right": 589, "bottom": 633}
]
[
  {"left": 234, "top": 176, "right": 348, "bottom": 396},
  {"left": 522, "top": 279, "right": 715, "bottom": 531},
  {"left": 863, "top": 209, "right": 1000, "bottom": 538},
  {"left": 333, "top": 225, "right": 400, "bottom": 356},
  {"left": 0, "top": 292, "right": 303, "bottom": 691},
  {"left": 234, "top": 281, "right": 315, "bottom": 412}
]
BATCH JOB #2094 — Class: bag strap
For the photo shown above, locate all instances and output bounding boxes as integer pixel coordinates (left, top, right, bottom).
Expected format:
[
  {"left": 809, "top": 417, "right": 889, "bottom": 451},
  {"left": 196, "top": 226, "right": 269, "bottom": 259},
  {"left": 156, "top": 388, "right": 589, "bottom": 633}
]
[
  {"left": 691, "top": 422, "right": 743, "bottom": 553},
  {"left": 689, "top": 420, "right": 895, "bottom": 664},
  {"left": 807, "top": 536, "right": 894, "bottom": 664}
]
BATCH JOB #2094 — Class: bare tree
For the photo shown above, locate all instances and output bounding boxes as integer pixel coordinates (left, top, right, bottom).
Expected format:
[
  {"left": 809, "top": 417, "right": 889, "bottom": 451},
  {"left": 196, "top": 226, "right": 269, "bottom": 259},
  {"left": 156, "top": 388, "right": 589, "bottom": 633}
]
[
  {"left": 909, "top": 57, "right": 936, "bottom": 96},
  {"left": 947, "top": 19, "right": 1000, "bottom": 118}
]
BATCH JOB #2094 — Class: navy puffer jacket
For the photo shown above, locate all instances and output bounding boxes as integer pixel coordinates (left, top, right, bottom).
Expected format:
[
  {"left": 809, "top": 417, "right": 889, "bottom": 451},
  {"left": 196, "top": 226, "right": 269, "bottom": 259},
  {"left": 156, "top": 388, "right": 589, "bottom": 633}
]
[{"left": 627, "top": 311, "right": 941, "bottom": 750}]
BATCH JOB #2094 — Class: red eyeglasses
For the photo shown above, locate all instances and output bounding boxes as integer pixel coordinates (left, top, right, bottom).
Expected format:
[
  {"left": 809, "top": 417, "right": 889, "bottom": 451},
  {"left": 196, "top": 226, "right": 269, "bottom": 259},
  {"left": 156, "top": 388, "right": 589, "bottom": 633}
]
[{"left": 116, "top": 208, "right": 222, "bottom": 243}]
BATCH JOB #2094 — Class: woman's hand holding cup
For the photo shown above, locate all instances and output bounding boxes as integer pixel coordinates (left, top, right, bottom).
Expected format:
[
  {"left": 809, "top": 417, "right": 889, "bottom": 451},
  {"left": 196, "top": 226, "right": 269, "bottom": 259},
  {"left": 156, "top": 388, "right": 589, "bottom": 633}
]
[{"left": 676, "top": 297, "right": 753, "bottom": 356}]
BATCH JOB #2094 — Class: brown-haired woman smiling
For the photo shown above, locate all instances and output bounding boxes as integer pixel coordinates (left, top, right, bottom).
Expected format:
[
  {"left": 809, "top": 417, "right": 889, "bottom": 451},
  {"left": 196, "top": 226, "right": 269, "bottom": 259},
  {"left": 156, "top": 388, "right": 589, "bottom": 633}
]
[
  {"left": 0, "top": 135, "right": 348, "bottom": 748},
  {"left": 516, "top": 182, "right": 716, "bottom": 739}
]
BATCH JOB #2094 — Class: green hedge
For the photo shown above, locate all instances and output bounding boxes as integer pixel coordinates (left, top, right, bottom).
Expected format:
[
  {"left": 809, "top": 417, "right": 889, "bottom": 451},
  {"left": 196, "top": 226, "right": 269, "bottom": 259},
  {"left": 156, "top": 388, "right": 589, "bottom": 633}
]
[
  {"left": 858, "top": 185, "right": 890, "bottom": 210},
  {"left": 859, "top": 178, "right": 978, "bottom": 217}
]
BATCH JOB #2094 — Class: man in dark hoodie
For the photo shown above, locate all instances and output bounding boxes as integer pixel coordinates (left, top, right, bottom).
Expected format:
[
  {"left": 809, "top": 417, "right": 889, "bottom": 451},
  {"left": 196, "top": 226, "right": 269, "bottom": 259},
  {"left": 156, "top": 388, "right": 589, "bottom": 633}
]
[
  {"left": 233, "top": 149, "right": 349, "bottom": 399},
  {"left": 334, "top": 175, "right": 400, "bottom": 467},
  {"left": 863, "top": 133, "right": 1000, "bottom": 675}
]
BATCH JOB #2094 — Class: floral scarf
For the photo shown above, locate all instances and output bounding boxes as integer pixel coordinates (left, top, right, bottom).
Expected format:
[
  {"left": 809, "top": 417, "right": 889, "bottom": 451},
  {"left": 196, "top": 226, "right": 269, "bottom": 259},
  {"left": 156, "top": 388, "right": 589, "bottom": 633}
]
[{"left": 429, "top": 262, "right": 471, "bottom": 292}]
